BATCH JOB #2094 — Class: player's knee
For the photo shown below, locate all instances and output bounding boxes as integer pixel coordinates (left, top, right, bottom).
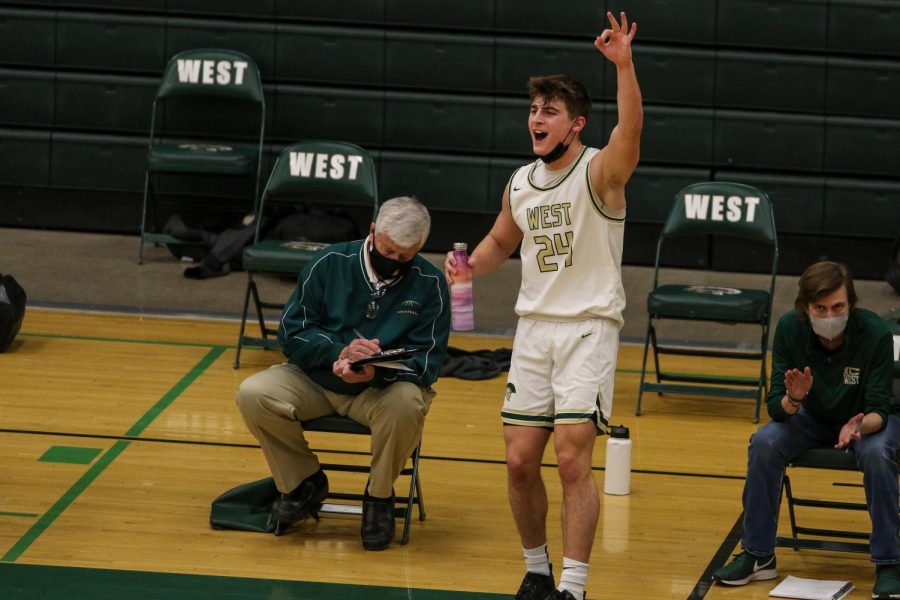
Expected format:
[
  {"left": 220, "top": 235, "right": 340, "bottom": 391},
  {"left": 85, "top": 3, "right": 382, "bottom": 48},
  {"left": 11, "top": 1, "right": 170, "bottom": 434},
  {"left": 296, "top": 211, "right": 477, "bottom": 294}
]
[
  {"left": 556, "top": 448, "right": 592, "bottom": 487},
  {"left": 506, "top": 448, "right": 542, "bottom": 482}
]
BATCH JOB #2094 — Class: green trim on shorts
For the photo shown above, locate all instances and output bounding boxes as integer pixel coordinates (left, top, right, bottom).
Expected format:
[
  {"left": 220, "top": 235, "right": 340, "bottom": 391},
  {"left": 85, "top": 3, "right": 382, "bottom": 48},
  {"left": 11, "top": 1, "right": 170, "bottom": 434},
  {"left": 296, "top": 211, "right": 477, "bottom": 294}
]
[
  {"left": 596, "top": 397, "right": 609, "bottom": 434},
  {"left": 501, "top": 410, "right": 554, "bottom": 425},
  {"left": 553, "top": 412, "right": 596, "bottom": 425}
]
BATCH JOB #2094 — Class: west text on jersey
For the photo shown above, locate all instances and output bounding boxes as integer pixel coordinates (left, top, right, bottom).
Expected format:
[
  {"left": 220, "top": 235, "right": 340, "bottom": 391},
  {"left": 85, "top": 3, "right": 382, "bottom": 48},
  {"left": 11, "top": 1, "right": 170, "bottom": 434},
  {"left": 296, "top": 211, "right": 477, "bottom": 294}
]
[{"left": 526, "top": 202, "right": 572, "bottom": 231}]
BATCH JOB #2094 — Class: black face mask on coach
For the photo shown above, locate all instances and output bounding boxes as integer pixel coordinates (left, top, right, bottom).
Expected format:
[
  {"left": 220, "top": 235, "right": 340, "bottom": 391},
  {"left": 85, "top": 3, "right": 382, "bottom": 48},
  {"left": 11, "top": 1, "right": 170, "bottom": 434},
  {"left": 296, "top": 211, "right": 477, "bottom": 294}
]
[{"left": 369, "top": 242, "right": 412, "bottom": 280}]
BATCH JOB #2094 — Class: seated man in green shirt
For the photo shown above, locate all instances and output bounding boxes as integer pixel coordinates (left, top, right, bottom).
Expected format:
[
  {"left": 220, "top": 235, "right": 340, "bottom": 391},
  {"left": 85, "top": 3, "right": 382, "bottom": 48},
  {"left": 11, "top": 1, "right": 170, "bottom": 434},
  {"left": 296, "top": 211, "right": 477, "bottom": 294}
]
[
  {"left": 713, "top": 261, "right": 899, "bottom": 599},
  {"left": 237, "top": 196, "right": 450, "bottom": 551}
]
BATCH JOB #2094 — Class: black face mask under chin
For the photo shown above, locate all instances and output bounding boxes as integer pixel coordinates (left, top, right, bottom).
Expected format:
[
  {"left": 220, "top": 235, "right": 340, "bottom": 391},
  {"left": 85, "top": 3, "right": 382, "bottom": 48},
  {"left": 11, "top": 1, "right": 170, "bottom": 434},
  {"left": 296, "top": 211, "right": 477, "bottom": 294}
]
[
  {"left": 537, "top": 123, "right": 577, "bottom": 165},
  {"left": 369, "top": 242, "right": 413, "bottom": 279},
  {"left": 539, "top": 142, "right": 568, "bottom": 164}
]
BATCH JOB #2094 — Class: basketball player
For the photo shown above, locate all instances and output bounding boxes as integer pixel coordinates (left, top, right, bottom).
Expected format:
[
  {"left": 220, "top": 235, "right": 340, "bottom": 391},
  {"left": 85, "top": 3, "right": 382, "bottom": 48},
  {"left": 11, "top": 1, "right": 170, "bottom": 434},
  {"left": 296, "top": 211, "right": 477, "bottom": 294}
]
[{"left": 444, "top": 11, "right": 642, "bottom": 600}]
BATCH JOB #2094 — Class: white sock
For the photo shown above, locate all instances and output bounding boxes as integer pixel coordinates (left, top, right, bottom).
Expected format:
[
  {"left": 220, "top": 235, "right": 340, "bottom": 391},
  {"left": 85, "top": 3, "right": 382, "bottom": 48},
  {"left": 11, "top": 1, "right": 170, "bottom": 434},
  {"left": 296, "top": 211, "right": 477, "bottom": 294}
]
[
  {"left": 523, "top": 544, "right": 551, "bottom": 576},
  {"left": 559, "top": 557, "right": 588, "bottom": 599}
]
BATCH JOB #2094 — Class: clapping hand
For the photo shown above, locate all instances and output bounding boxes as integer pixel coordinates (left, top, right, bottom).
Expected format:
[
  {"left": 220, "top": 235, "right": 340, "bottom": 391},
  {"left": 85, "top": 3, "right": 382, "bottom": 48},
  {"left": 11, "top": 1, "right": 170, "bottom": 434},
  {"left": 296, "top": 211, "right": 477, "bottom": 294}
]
[{"left": 784, "top": 367, "right": 813, "bottom": 402}]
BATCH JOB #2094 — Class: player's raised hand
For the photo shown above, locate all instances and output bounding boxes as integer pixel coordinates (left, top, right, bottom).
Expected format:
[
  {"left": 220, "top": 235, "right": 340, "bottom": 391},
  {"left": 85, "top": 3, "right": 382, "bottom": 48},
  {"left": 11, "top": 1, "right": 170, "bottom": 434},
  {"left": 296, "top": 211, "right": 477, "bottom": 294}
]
[{"left": 595, "top": 11, "right": 636, "bottom": 67}]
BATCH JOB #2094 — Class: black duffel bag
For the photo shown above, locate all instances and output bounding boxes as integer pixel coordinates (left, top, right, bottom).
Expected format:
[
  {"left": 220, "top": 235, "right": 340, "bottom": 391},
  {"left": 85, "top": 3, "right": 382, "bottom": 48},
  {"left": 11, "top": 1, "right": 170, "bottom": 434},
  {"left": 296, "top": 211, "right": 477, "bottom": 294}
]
[{"left": 0, "top": 273, "right": 26, "bottom": 352}]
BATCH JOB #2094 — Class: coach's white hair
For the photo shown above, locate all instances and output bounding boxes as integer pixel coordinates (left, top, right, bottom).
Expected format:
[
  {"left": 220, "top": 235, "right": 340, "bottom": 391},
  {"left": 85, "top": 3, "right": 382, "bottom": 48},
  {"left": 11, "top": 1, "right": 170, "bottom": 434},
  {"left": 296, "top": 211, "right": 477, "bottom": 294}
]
[{"left": 374, "top": 196, "right": 431, "bottom": 248}]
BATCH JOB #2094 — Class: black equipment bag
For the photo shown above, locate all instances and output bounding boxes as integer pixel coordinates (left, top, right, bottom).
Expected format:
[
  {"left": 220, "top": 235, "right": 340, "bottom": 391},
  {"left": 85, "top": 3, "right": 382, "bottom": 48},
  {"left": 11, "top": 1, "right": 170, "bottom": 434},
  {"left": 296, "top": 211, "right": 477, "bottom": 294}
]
[
  {"left": 0, "top": 273, "right": 26, "bottom": 352},
  {"left": 209, "top": 477, "right": 278, "bottom": 533}
]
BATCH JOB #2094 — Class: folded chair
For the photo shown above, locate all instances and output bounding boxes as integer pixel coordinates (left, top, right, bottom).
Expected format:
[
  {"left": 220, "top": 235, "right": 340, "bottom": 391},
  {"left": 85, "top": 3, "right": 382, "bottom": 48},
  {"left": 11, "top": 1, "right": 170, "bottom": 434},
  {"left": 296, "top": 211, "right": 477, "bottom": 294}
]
[
  {"left": 233, "top": 140, "right": 378, "bottom": 368},
  {"left": 636, "top": 182, "right": 778, "bottom": 422},
  {"left": 271, "top": 414, "right": 426, "bottom": 545},
  {"left": 139, "top": 48, "right": 265, "bottom": 264}
]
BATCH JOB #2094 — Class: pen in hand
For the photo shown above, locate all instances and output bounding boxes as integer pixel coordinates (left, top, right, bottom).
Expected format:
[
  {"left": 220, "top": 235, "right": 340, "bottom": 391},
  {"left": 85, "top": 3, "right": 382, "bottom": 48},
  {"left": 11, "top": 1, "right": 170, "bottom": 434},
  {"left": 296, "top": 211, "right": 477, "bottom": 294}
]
[{"left": 845, "top": 419, "right": 863, "bottom": 454}]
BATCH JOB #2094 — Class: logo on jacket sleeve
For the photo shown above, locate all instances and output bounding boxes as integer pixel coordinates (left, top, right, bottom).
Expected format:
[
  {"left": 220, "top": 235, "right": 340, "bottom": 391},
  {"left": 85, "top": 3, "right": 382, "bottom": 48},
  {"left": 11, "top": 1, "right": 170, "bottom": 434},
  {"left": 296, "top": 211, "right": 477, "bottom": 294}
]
[{"left": 843, "top": 366, "right": 860, "bottom": 385}]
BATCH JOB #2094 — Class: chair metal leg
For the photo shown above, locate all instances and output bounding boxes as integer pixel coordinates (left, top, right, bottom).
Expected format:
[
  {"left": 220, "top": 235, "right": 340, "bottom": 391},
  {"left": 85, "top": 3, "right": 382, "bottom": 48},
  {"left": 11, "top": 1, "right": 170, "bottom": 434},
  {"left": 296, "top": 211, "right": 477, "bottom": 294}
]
[
  {"left": 138, "top": 172, "right": 152, "bottom": 265},
  {"left": 401, "top": 443, "right": 422, "bottom": 545},
  {"left": 783, "top": 473, "right": 799, "bottom": 544},
  {"left": 754, "top": 322, "right": 770, "bottom": 424},
  {"left": 649, "top": 324, "right": 662, "bottom": 388},
  {"left": 249, "top": 279, "right": 268, "bottom": 340},
  {"left": 233, "top": 274, "right": 254, "bottom": 369},
  {"left": 636, "top": 318, "right": 655, "bottom": 416},
  {"left": 414, "top": 457, "right": 426, "bottom": 521}
]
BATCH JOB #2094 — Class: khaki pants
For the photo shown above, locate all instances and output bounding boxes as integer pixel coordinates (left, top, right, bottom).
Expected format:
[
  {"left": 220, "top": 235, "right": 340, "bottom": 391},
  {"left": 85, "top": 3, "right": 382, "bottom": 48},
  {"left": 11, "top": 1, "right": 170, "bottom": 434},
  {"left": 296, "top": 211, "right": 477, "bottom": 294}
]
[{"left": 236, "top": 363, "right": 434, "bottom": 498}]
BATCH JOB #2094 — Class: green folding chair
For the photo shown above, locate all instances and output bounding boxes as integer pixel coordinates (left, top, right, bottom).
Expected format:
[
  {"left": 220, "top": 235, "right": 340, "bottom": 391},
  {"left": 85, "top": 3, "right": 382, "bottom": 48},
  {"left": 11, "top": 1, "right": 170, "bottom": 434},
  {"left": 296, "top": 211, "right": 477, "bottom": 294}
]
[
  {"left": 883, "top": 308, "right": 900, "bottom": 398},
  {"left": 775, "top": 446, "right": 900, "bottom": 554},
  {"left": 636, "top": 181, "right": 779, "bottom": 423},
  {"left": 233, "top": 140, "right": 379, "bottom": 368},
  {"left": 138, "top": 48, "right": 265, "bottom": 264},
  {"left": 276, "top": 414, "right": 426, "bottom": 545}
]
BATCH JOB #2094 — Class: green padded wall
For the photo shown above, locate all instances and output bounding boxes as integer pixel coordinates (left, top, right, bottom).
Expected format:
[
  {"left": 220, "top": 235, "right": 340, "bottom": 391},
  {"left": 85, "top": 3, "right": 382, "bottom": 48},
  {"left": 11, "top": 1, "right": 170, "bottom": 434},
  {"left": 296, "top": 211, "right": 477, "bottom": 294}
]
[
  {"left": 56, "top": 12, "right": 166, "bottom": 73},
  {"left": 0, "top": 0, "right": 897, "bottom": 277},
  {"left": 717, "top": 0, "right": 827, "bottom": 51},
  {"left": 0, "top": 8, "right": 56, "bottom": 66},
  {"left": 0, "top": 69, "right": 54, "bottom": 128},
  {"left": 274, "top": 86, "right": 384, "bottom": 146}
]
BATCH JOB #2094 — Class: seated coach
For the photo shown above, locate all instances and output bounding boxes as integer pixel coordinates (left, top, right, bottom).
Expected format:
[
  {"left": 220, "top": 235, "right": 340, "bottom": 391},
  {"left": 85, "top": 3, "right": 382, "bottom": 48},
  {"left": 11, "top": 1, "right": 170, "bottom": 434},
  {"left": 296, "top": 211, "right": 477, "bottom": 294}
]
[{"left": 236, "top": 196, "right": 450, "bottom": 550}]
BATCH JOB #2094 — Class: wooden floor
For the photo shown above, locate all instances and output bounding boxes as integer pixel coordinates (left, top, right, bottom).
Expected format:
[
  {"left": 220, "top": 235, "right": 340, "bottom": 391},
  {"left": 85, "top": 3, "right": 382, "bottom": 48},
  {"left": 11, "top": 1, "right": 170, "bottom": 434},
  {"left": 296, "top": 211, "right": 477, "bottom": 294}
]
[{"left": 0, "top": 308, "right": 878, "bottom": 599}]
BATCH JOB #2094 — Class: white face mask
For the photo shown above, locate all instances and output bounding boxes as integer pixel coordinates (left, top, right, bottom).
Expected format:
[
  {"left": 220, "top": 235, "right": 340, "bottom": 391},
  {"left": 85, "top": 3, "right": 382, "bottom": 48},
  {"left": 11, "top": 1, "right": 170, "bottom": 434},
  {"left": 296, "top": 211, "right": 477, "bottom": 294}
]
[{"left": 809, "top": 313, "right": 848, "bottom": 341}]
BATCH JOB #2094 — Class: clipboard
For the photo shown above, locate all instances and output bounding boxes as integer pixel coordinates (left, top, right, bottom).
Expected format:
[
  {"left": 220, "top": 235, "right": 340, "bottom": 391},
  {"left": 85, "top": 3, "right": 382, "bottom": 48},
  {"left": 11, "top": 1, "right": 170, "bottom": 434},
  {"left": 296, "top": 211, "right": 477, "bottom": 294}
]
[
  {"left": 768, "top": 576, "right": 854, "bottom": 600},
  {"left": 350, "top": 347, "right": 420, "bottom": 369}
]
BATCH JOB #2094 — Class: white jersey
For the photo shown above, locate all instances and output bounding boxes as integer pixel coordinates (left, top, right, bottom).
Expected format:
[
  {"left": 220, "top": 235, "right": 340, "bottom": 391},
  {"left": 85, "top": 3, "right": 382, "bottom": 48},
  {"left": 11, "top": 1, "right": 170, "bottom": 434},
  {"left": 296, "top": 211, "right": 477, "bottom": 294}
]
[{"left": 509, "top": 146, "right": 626, "bottom": 327}]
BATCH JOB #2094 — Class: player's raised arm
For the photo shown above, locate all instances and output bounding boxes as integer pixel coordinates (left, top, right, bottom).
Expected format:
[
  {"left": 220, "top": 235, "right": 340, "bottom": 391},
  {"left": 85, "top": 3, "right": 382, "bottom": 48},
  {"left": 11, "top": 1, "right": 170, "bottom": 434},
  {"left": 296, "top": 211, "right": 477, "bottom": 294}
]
[{"left": 590, "top": 11, "right": 643, "bottom": 212}]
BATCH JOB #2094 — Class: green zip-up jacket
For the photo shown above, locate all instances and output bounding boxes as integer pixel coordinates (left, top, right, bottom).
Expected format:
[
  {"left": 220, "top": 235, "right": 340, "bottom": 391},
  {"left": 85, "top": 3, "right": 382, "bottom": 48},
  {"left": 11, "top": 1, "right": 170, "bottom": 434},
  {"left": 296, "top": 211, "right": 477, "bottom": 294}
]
[
  {"left": 767, "top": 307, "right": 897, "bottom": 430},
  {"left": 278, "top": 239, "right": 450, "bottom": 395}
]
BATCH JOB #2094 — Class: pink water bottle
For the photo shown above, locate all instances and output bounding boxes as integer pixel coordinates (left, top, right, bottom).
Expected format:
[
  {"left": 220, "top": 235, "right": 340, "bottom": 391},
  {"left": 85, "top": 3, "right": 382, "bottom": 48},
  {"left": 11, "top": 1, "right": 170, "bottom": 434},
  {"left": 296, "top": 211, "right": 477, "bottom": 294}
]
[{"left": 450, "top": 242, "right": 474, "bottom": 331}]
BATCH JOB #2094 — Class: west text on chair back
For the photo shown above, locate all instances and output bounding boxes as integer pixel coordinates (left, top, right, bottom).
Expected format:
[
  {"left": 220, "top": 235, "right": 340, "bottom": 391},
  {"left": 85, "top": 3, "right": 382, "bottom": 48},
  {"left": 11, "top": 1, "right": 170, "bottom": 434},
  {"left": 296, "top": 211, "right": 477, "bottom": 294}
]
[
  {"left": 658, "top": 181, "right": 777, "bottom": 244},
  {"left": 636, "top": 182, "right": 779, "bottom": 422},
  {"left": 156, "top": 49, "right": 265, "bottom": 104},
  {"left": 138, "top": 48, "right": 266, "bottom": 264},
  {"left": 234, "top": 140, "right": 379, "bottom": 368},
  {"left": 258, "top": 140, "right": 378, "bottom": 215}
]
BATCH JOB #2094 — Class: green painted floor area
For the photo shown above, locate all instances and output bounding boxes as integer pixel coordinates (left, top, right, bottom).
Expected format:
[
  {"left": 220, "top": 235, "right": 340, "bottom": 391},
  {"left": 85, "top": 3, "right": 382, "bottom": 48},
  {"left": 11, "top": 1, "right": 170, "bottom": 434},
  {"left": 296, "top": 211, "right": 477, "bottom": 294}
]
[
  {"left": 38, "top": 446, "right": 103, "bottom": 465},
  {"left": 0, "top": 563, "right": 511, "bottom": 599}
]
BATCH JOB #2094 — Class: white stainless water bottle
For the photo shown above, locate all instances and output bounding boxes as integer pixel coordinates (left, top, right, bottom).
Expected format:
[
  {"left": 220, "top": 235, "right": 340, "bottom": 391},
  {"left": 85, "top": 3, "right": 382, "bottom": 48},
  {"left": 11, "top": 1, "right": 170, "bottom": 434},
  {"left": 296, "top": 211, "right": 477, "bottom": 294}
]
[
  {"left": 604, "top": 425, "right": 632, "bottom": 495},
  {"left": 450, "top": 242, "right": 474, "bottom": 331}
]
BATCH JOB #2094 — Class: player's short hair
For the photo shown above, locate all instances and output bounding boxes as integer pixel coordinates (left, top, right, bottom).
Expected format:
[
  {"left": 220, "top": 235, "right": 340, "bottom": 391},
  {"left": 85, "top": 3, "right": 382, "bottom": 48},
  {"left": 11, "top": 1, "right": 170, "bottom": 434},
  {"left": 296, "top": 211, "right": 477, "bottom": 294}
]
[
  {"left": 527, "top": 75, "right": 592, "bottom": 120},
  {"left": 794, "top": 261, "right": 858, "bottom": 317}
]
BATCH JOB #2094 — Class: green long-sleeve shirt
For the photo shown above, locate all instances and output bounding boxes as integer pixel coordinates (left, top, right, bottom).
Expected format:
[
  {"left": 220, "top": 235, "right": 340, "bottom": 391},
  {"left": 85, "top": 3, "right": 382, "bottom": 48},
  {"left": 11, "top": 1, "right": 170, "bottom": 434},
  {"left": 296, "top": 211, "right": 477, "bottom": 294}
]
[
  {"left": 766, "top": 307, "right": 897, "bottom": 430},
  {"left": 278, "top": 239, "right": 450, "bottom": 395}
]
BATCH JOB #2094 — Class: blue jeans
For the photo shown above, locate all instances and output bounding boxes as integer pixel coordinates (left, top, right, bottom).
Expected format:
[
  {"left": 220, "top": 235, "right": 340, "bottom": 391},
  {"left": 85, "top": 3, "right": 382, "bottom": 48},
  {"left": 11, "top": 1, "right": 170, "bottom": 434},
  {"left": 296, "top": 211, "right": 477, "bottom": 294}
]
[{"left": 741, "top": 410, "right": 900, "bottom": 564}]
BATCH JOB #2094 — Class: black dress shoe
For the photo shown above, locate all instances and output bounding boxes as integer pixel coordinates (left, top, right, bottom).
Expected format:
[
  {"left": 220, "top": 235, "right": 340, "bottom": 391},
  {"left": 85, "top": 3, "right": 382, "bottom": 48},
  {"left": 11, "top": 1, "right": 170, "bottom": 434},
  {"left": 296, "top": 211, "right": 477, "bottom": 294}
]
[
  {"left": 270, "top": 469, "right": 328, "bottom": 532},
  {"left": 361, "top": 489, "right": 395, "bottom": 551}
]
